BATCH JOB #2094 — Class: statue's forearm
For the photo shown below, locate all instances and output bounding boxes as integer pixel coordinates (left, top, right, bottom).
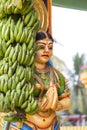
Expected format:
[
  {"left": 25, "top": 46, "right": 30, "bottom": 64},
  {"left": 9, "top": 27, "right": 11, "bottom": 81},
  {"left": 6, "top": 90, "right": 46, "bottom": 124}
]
[{"left": 56, "top": 97, "right": 71, "bottom": 111}]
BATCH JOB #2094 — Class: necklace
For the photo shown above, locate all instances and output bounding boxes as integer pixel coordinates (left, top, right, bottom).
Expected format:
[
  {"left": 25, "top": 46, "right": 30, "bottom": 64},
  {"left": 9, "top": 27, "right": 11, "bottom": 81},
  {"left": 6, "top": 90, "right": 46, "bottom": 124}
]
[{"left": 35, "top": 66, "right": 50, "bottom": 80}]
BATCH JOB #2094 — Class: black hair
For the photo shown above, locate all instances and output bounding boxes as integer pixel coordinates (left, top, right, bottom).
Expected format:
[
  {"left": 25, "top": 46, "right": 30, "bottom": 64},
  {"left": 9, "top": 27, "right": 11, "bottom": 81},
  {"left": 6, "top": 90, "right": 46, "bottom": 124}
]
[{"left": 36, "top": 31, "right": 54, "bottom": 42}]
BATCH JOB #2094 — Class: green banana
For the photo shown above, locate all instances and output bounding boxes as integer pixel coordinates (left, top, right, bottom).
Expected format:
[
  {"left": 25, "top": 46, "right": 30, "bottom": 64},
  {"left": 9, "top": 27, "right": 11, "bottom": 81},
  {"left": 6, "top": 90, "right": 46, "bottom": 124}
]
[
  {"left": 24, "top": 10, "right": 33, "bottom": 25},
  {"left": 29, "top": 95, "right": 32, "bottom": 102},
  {"left": 3, "top": 81, "right": 8, "bottom": 93},
  {"left": 31, "top": 63, "right": 35, "bottom": 71},
  {"left": 7, "top": 1, "right": 12, "bottom": 14},
  {"left": 5, "top": 45, "right": 12, "bottom": 58},
  {"left": 4, "top": 114, "right": 23, "bottom": 122},
  {"left": 8, "top": 67, "right": 13, "bottom": 78},
  {"left": 0, "top": 92, "right": 4, "bottom": 100},
  {"left": 15, "top": 43, "right": 20, "bottom": 54},
  {"left": 4, "top": 1, "right": 8, "bottom": 13},
  {"left": 0, "top": 93, "right": 4, "bottom": 112},
  {"left": 27, "top": 11, "right": 37, "bottom": 27},
  {"left": 31, "top": 100, "right": 38, "bottom": 112},
  {"left": 11, "top": 4, "right": 15, "bottom": 13},
  {"left": 14, "top": 18, "right": 21, "bottom": 38},
  {"left": 0, "top": 65, "right": 4, "bottom": 75},
  {"left": 0, "top": 79, "right": 5, "bottom": 91},
  {"left": 21, "top": 78, "right": 26, "bottom": 87},
  {"left": 25, "top": 86, "right": 29, "bottom": 100},
  {"left": 28, "top": 82, "right": 32, "bottom": 91},
  {"left": 12, "top": 61, "right": 17, "bottom": 72},
  {"left": 17, "top": 47, "right": 22, "bottom": 63},
  {"left": 29, "top": 86, "right": 34, "bottom": 95},
  {"left": 11, "top": 79, "right": 17, "bottom": 90},
  {"left": 28, "top": 54, "right": 35, "bottom": 66},
  {"left": 5, "top": 92, "right": 11, "bottom": 109},
  {"left": 22, "top": 84, "right": 27, "bottom": 92},
  {"left": 0, "top": 21, "right": 3, "bottom": 32},
  {"left": 16, "top": 21, "right": 23, "bottom": 42},
  {"left": 29, "top": 48, "right": 35, "bottom": 56},
  {"left": 30, "top": 97, "right": 34, "bottom": 105},
  {"left": 8, "top": 78, "right": 12, "bottom": 90},
  {"left": 4, "top": 114, "right": 15, "bottom": 122},
  {"left": 5, "top": 25, "right": 10, "bottom": 41},
  {"left": 22, "top": 43, "right": 27, "bottom": 51},
  {"left": 25, "top": 102, "right": 31, "bottom": 113},
  {"left": 6, "top": 40, "right": 12, "bottom": 47},
  {"left": 32, "top": 20, "right": 40, "bottom": 32},
  {"left": 10, "top": 19, "right": 15, "bottom": 43},
  {"left": 20, "top": 30, "right": 25, "bottom": 43},
  {"left": 6, "top": 90, "right": 11, "bottom": 102},
  {"left": 0, "top": 50, "right": 3, "bottom": 60},
  {"left": 21, "top": 2, "right": 29, "bottom": 15},
  {"left": 11, "top": 92, "right": 17, "bottom": 111},
  {"left": 20, "top": 69, "right": 25, "bottom": 80},
  {"left": 16, "top": 66, "right": 23, "bottom": 76},
  {"left": 21, "top": 100, "right": 28, "bottom": 109},
  {"left": 2, "top": 40, "right": 7, "bottom": 54},
  {"left": 11, "top": 99, "right": 16, "bottom": 112},
  {"left": 15, "top": 93, "right": 19, "bottom": 107},
  {"left": 4, "top": 63, "right": 9, "bottom": 74},
  {"left": 0, "top": 42, "right": 4, "bottom": 58},
  {"left": 23, "top": 28, "right": 28, "bottom": 43},
  {"left": 17, "top": 89, "right": 21, "bottom": 97},
  {"left": 9, "top": 47, "right": 15, "bottom": 59},
  {"left": 3, "top": 103, "right": 10, "bottom": 112},
  {"left": 21, "top": 0, "right": 33, "bottom": 15},
  {"left": 16, "top": 82, "right": 21, "bottom": 91},
  {"left": 27, "top": 67, "right": 31, "bottom": 81},
  {"left": 26, "top": 30, "right": 32, "bottom": 44},
  {"left": 29, "top": 106, "right": 39, "bottom": 115},
  {"left": 24, "top": 1, "right": 33, "bottom": 14},
  {"left": 15, "top": 75, "right": 20, "bottom": 84},
  {"left": 28, "top": 37, "right": 35, "bottom": 50},
  {"left": 2, "top": 24, "right": 6, "bottom": 39},
  {"left": 11, "top": 89, "right": 15, "bottom": 101},
  {"left": 20, "top": 50, "right": 26, "bottom": 64},
  {"left": 18, "top": 92, "right": 25, "bottom": 107},
  {"left": 0, "top": 3, "right": 4, "bottom": 13},
  {"left": 8, "top": 59, "right": 13, "bottom": 67},
  {"left": 23, "top": 50, "right": 30, "bottom": 65},
  {"left": 11, "top": 51, "right": 17, "bottom": 63},
  {"left": 14, "top": 7, "right": 20, "bottom": 14}
]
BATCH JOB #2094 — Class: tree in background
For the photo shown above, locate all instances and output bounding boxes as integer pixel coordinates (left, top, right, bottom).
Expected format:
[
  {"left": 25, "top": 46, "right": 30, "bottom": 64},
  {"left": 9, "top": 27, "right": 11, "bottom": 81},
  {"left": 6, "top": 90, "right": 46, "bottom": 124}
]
[{"left": 69, "top": 53, "right": 87, "bottom": 115}]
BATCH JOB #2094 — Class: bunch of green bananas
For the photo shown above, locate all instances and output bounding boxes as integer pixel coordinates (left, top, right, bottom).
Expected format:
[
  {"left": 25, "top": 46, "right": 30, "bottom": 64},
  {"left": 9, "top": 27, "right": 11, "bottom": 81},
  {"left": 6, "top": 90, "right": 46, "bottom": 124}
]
[
  {"left": 0, "top": 15, "right": 39, "bottom": 44},
  {"left": 0, "top": 0, "right": 41, "bottom": 122},
  {"left": 0, "top": 0, "right": 34, "bottom": 18},
  {"left": 0, "top": 84, "right": 38, "bottom": 115},
  {"left": 4, "top": 43, "right": 35, "bottom": 66}
]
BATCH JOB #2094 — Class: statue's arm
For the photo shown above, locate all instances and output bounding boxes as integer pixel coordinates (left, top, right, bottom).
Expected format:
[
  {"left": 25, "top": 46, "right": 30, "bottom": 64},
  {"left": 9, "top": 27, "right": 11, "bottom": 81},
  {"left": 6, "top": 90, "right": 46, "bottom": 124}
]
[{"left": 55, "top": 69, "right": 71, "bottom": 111}]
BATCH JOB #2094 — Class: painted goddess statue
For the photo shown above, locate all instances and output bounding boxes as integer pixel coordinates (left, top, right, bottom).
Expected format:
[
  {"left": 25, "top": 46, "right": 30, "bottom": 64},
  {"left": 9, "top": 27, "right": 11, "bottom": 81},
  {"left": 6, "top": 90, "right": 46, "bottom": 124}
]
[{"left": 3, "top": 31, "right": 71, "bottom": 130}]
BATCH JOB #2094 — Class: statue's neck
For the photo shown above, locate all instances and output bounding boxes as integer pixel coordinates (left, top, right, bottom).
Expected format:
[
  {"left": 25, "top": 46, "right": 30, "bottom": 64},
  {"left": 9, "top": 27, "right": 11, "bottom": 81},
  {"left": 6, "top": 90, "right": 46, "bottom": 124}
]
[
  {"left": 35, "top": 62, "right": 50, "bottom": 74},
  {"left": 35, "top": 62, "right": 47, "bottom": 70}
]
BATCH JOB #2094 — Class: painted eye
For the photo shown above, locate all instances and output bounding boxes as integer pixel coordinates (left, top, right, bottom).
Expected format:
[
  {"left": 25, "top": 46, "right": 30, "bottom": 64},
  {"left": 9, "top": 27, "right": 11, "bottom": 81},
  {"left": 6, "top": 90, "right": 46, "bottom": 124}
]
[
  {"left": 49, "top": 46, "right": 53, "bottom": 49},
  {"left": 40, "top": 46, "right": 45, "bottom": 49}
]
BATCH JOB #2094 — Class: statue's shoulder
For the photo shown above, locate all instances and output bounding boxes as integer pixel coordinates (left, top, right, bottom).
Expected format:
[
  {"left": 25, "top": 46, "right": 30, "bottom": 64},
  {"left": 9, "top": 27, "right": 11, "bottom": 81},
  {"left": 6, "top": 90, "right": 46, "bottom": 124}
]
[
  {"left": 51, "top": 67, "right": 65, "bottom": 81},
  {"left": 51, "top": 67, "right": 69, "bottom": 97}
]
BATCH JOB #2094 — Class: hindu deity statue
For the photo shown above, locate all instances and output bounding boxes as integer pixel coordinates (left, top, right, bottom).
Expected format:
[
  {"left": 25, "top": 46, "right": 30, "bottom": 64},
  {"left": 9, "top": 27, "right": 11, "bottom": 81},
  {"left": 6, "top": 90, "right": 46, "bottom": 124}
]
[{"left": 3, "top": 31, "right": 71, "bottom": 130}]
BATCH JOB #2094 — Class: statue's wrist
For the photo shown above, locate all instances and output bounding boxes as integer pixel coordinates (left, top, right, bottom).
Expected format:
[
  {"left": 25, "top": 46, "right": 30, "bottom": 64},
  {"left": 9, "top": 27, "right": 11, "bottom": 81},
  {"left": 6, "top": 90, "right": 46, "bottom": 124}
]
[{"left": 57, "top": 102, "right": 63, "bottom": 111}]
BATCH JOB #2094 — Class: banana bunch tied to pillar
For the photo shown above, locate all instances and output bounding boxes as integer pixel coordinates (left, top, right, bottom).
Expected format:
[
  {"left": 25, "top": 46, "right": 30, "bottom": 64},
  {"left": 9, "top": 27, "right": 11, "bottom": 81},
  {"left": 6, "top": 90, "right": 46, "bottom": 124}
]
[{"left": 0, "top": 0, "right": 41, "bottom": 122}]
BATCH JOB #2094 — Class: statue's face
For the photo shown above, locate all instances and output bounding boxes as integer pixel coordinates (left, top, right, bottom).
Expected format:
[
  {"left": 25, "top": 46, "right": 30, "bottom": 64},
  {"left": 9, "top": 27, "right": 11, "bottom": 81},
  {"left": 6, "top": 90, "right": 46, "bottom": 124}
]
[{"left": 35, "top": 38, "right": 53, "bottom": 64}]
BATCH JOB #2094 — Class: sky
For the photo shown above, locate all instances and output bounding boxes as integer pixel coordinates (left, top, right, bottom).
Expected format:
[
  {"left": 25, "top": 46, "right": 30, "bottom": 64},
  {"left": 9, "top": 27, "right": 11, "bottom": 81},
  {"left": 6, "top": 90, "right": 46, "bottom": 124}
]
[{"left": 52, "top": 6, "right": 87, "bottom": 71}]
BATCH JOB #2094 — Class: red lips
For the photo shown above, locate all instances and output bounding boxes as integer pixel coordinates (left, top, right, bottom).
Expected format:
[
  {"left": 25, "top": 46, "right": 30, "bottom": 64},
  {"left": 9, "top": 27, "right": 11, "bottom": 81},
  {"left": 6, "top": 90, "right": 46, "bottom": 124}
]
[{"left": 42, "top": 54, "right": 49, "bottom": 57}]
